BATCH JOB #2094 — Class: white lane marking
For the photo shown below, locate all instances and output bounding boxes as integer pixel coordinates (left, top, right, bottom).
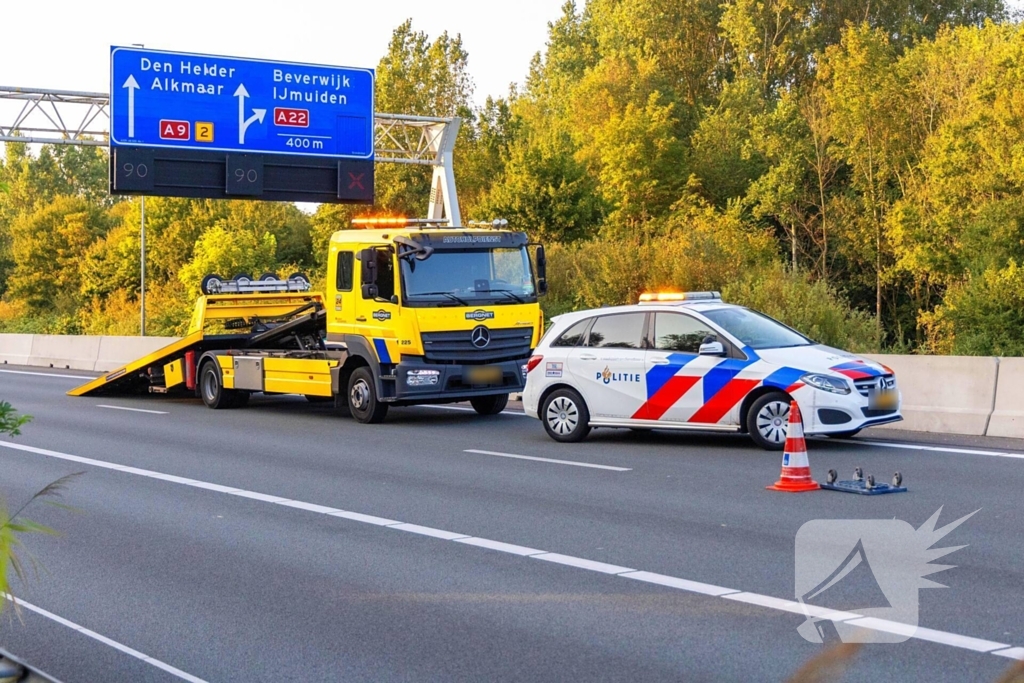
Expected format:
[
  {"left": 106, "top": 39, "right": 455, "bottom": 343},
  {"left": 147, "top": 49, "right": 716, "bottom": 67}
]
[
  {"left": 416, "top": 405, "right": 528, "bottom": 416},
  {"left": 97, "top": 405, "right": 169, "bottom": 415},
  {"left": 621, "top": 571, "right": 739, "bottom": 597},
  {"left": 454, "top": 537, "right": 545, "bottom": 556},
  {"left": 531, "top": 553, "right": 635, "bottom": 575},
  {"left": 464, "top": 449, "right": 631, "bottom": 472},
  {"left": 391, "top": 523, "right": 471, "bottom": 540},
  {"left": 2, "top": 592, "right": 207, "bottom": 683},
  {"left": 1, "top": 439, "right": 1016, "bottom": 660},
  {"left": 837, "top": 439, "right": 1024, "bottom": 460},
  {"left": 0, "top": 369, "right": 99, "bottom": 380}
]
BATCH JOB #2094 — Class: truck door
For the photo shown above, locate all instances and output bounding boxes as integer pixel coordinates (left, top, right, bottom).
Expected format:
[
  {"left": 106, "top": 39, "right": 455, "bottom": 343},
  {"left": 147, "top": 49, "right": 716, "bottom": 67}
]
[
  {"left": 358, "top": 248, "right": 400, "bottom": 364},
  {"left": 565, "top": 312, "right": 648, "bottom": 419},
  {"left": 331, "top": 249, "right": 356, "bottom": 326}
]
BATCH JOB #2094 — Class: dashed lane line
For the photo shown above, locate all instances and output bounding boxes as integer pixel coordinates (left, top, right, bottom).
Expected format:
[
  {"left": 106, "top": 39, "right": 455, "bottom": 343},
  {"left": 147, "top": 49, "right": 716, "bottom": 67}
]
[
  {"left": 464, "top": 449, "right": 631, "bottom": 472},
  {"left": 97, "top": 405, "right": 169, "bottom": 415},
  {"left": 1, "top": 592, "right": 207, "bottom": 682},
  {"left": 1, "top": 438, "right": 1020, "bottom": 661}
]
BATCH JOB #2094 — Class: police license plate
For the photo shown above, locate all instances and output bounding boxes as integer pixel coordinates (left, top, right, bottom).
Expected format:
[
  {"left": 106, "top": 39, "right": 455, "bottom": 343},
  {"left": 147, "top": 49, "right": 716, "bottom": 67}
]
[
  {"left": 466, "top": 366, "right": 502, "bottom": 385},
  {"left": 869, "top": 388, "right": 898, "bottom": 410}
]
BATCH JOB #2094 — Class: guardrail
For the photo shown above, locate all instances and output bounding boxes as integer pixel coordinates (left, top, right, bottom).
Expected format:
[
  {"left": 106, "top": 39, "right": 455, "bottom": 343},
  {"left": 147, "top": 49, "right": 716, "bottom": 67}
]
[{"left": 1, "top": 334, "right": 1021, "bottom": 439}]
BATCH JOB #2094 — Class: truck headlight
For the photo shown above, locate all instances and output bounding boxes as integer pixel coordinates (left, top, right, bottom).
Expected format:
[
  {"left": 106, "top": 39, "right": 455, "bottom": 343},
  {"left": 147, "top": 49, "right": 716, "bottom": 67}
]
[
  {"left": 802, "top": 373, "right": 851, "bottom": 395},
  {"left": 406, "top": 369, "right": 440, "bottom": 386}
]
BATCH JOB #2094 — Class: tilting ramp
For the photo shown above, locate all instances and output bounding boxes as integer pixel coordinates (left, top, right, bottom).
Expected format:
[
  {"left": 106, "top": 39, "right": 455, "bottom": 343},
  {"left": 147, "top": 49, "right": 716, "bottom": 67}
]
[
  {"left": 68, "top": 284, "right": 326, "bottom": 398},
  {"left": 67, "top": 331, "right": 205, "bottom": 396}
]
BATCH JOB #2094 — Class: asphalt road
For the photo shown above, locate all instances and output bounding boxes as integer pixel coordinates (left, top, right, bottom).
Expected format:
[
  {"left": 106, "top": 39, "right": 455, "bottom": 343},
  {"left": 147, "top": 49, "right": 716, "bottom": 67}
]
[{"left": 1, "top": 365, "right": 1022, "bottom": 682}]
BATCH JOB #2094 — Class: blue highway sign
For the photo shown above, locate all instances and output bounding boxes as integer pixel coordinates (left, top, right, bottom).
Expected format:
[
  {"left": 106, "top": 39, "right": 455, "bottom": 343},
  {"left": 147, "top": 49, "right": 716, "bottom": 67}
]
[{"left": 110, "top": 47, "right": 374, "bottom": 159}]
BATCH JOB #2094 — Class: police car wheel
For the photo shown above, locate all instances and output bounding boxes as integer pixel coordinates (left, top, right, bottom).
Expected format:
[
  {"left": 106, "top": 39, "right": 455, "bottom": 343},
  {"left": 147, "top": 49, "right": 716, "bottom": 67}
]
[
  {"left": 470, "top": 394, "right": 509, "bottom": 415},
  {"left": 747, "top": 392, "right": 791, "bottom": 450},
  {"left": 348, "top": 367, "right": 389, "bottom": 424},
  {"left": 541, "top": 389, "right": 591, "bottom": 443}
]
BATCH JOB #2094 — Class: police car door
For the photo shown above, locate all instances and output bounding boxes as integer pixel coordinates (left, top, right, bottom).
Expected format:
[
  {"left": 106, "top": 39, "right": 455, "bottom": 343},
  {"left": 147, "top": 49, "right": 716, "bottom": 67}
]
[
  {"left": 643, "top": 312, "right": 725, "bottom": 423},
  {"left": 566, "top": 312, "right": 648, "bottom": 419}
]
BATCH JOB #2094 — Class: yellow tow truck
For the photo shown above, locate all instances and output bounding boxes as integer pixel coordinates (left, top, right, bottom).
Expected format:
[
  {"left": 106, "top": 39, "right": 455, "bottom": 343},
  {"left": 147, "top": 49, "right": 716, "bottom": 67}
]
[{"left": 70, "top": 218, "right": 547, "bottom": 423}]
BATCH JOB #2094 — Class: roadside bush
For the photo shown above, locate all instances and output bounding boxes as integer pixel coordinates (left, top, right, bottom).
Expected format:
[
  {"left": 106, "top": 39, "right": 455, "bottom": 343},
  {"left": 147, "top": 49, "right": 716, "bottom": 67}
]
[
  {"left": 920, "top": 261, "right": 1024, "bottom": 356},
  {"left": 544, "top": 202, "right": 777, "bottom": 317},
  {"left": 722, "top": 264, "right": 878, "bottom": 352}
]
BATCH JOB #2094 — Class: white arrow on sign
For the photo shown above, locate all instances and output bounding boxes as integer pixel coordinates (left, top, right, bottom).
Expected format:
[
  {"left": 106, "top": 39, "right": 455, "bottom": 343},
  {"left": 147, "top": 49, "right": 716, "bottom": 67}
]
[
  {"left": 234, "top": 84, "right": 266, "bottom": 145},
  {"left": 122, "top": 75, "right": 140, "bottom": 138}
]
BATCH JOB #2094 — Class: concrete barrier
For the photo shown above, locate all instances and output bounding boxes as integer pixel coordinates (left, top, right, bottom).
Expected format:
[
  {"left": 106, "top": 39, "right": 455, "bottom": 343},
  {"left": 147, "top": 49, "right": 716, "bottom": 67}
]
[
  {"left": 866, "top": 354, "right": 998, "bottom": 436},
  {"left": 27, "top": 334, "right": 104, "bottom": 371},
  {"left": 0, "top": 333, "right": 34, "bottom": 366},
  {"left": 94, "top": 335, "right": 179, "bottom": 372},
  {"left": 987, "top": 358, "right": 1024, "bottom": 439}
]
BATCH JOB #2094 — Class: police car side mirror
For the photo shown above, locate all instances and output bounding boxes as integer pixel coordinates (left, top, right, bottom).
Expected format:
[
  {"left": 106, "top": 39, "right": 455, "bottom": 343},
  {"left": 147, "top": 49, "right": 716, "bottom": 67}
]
[{"left": 699, "top": 340, "right": 725, "bottom": 356}]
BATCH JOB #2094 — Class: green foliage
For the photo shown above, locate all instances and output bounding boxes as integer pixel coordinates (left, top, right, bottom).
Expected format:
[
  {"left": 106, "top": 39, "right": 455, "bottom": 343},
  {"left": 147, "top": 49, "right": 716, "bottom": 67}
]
[
  {"left": 921, "top": 261, "right": 1024, "bottom": 355},
  {"left": 1, "top": 472, "right": 80, "bottom": 615},
  {"left": 0, "top": 401, "right": 31, "bottom": 437},
  {"left": 178, "top": 226, "right": 278, "bottom": 299},
  {"left": 722, "top": 264, "right": 878, "bottom": 352}
]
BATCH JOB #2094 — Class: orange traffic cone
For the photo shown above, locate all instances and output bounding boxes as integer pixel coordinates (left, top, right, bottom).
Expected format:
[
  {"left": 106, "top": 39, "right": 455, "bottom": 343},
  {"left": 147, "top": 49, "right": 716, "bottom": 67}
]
[{"left": 767, "top": 402, "right": 820, "bottom": 492}]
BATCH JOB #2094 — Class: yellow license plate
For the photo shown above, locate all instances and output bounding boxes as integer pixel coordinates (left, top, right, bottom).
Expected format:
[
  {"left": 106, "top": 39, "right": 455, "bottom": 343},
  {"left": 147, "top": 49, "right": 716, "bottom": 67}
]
[{"left": 466, "top": 366, "right": 502, "bottom": 385}]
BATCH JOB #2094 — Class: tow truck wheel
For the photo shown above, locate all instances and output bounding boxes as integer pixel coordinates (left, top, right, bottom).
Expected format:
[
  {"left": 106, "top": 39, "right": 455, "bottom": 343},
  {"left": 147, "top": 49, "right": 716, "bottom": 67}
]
[
  {"left": 747, "top": 392, "right": 791, "bottom": 451},
  {"left": 199, "top": 362, "right": 247, "bottom": 409},
  {"left": 470, "top": 393, "right": 509, "bottom": 415},
  {"left": 541, "top": 388, "right": 591, "bottom": 443},
  {"left": 348, "top": 367, "right": 388, "bottom": 424}
]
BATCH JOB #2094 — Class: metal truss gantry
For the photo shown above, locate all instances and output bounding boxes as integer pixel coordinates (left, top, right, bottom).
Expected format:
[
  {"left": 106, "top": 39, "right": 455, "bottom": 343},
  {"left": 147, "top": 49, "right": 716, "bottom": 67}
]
[{"left": 0, "top": 86, "right": 461, "bottom": 224}]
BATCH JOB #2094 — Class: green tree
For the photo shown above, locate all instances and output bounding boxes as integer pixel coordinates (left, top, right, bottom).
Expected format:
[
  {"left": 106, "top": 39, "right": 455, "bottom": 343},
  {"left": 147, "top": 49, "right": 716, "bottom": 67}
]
[
  {"left": 177, "top": 225, "right": 278, "bottom": 299},
  {"left": 7, "top": 195, "right": 113, "bottom": 314}
]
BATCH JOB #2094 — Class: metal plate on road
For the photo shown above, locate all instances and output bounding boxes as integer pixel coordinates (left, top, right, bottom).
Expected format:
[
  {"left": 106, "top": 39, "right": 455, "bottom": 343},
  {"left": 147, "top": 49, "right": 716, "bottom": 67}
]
[{"left": 110, "top": 47, "right": 374, "bottom": 160}]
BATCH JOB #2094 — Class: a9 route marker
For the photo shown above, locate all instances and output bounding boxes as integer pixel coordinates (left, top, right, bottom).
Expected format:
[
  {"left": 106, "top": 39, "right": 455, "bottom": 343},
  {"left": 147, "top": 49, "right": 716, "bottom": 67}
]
[{"left": 159, "top": 120, "right": 190, "bottom": 140}]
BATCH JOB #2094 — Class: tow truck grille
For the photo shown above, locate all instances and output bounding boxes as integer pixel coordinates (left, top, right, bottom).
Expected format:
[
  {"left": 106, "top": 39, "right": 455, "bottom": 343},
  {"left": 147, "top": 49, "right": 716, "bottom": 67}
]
[
  {"left": 422, "top": 327, "right": 533, "bottom": 364},
  {"left": 854, "top": 375, "right": 896, "bottom": 397}
]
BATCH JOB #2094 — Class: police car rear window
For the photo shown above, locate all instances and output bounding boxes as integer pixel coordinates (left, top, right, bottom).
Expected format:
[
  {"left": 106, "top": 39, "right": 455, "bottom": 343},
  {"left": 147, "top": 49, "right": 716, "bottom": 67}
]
[{"left": 586, "top": 313, "right": 646, "bottom": 349}]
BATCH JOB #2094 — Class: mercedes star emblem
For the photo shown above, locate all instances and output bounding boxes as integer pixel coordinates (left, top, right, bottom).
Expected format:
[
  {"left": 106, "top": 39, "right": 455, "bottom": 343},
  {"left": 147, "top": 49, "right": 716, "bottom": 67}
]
[{"left": 471, "top": 325, "right": 491, "bottom": 348}]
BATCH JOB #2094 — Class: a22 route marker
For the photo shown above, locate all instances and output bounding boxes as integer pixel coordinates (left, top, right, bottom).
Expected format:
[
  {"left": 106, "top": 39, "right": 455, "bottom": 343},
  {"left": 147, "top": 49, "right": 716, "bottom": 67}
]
[{"left": 274, "top": 108, "right": 309, "bottom": 127}]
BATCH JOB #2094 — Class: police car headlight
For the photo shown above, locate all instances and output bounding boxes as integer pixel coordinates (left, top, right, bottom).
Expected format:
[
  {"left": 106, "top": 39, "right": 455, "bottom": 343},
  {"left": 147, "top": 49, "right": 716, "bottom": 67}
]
[
  {"left": 406, "top": 369, "right": 440, "bottom": 386},
  {"left": 802, "top": 373, "right": 851, "bottom": 395}
]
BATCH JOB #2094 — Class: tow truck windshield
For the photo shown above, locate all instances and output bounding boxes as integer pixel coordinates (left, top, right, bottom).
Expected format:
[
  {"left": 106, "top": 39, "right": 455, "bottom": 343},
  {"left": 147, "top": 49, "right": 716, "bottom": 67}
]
[{"left": 400, "top": 247, "right": 537, "bottom": 307}]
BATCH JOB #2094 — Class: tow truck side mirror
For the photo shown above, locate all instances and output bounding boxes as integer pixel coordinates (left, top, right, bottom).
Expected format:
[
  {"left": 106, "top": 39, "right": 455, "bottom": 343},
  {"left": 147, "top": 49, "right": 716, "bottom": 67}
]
[
  {"left": 360, "top": 249, "right": 378, "bottom": 299},
  {"left": 536, "top": 245, "right": 548, "bottom": 296}
]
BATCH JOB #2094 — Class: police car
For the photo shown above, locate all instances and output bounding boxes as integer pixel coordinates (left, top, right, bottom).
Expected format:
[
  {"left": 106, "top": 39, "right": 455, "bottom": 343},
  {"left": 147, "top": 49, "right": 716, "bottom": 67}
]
[{"left": 522, "top": 292, "right": 902, "bottom": 449}]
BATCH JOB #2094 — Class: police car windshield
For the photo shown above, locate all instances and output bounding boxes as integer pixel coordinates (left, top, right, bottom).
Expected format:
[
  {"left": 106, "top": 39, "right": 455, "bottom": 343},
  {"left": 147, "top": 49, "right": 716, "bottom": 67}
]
[
  {"left": 702, "top": 307, "right": 812, "bottom": 349},
  {"left": 401, "top": 247, "right": 537, "bottom": 307}
]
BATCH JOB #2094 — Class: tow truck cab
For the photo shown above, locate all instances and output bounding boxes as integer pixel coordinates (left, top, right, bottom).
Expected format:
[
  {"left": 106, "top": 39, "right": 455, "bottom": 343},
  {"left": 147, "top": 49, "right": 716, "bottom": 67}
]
[{"left": 324, "top": 219, "right": 547, "bottom": 419}]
